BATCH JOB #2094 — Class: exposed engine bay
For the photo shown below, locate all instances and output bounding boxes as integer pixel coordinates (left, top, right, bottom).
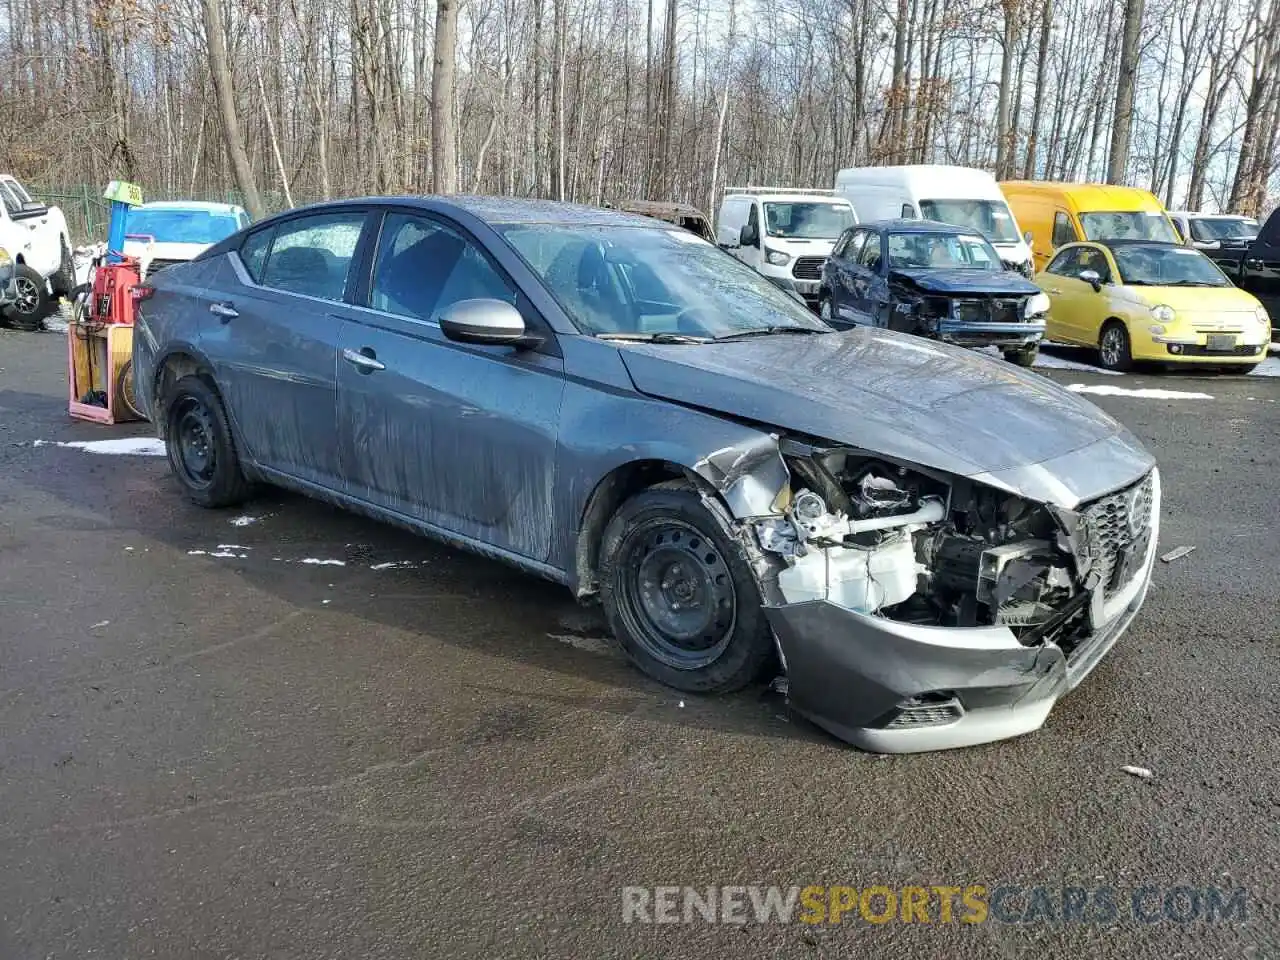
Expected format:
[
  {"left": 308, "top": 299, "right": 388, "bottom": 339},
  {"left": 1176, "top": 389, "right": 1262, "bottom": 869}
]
[{"left": 751, "top": 441, "right": 1138, "bottom": 650}]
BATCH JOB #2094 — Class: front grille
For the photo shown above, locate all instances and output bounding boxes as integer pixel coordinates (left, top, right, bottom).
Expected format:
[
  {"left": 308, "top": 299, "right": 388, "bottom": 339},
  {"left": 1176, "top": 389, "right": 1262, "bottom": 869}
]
[
  {"left": 954, "top": 298, "right": 1027, "bottom": 324},
  {"left": 883, "top": 695, "right": 964, "bottom": 729},
  {"left": 1174, "top": 343, "right": 1263, "bottom": 357},
  {"left": 792, "top": 257, "right": 825, "bottom": 280},
  {"left": 1078, "top": 473, "right": 1155, "bottom": 596}
]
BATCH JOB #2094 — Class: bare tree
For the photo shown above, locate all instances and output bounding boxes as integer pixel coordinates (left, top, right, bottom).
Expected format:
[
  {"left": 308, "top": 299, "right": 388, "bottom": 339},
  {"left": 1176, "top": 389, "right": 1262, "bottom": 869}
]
[
  {"left": 432, "top": 0, "right": 461, "bottom": 193},
  {"left": 201, "top": 0, "right": 263, "bottom": 217},
  {"left": 1107, "top": 0, "right": 1146, "bottom": 182}
]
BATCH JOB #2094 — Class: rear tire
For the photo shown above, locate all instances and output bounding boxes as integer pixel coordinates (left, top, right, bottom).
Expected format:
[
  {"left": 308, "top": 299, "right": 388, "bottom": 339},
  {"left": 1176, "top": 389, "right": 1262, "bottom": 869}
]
[
  {"left": 1003, "top": 344, "right": 1039, "bottom": 367},
  {"left": 599, "top": 482, "right": 775, "bottom": 694},
  {"left": 163, "top": 375, "right": 252, "bottom": 508},
  {"left": 1098, "top": 321, "right": 1133, "bottom": 372},
  {"left": 5, "top": 264, "right": 49, "bottom": 330}
]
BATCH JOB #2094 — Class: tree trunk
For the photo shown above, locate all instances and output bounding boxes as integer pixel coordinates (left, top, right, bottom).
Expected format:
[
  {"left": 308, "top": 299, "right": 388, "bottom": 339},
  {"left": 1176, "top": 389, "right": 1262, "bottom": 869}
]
[
  {"left": 1022, "top": 0, "right": 1051, "bottom": 178},
  {"left": 202, "top": 0, "right": 263, "bottom": 218},
  {"left": 431, "top": 0, "right": 460, "bottom": 193},
  {"left": 1106, "top": 0, "right": 1144, "bottom": 183}
]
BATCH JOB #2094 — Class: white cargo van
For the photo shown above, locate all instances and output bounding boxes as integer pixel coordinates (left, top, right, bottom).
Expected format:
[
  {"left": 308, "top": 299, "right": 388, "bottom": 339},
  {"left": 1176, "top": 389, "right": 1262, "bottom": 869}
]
[
  {"left": 833, "top": 165, "right": 1034, "bottom": 275},
  {"left": 716, "top": 188, "right": 857, "bottom": 306}
]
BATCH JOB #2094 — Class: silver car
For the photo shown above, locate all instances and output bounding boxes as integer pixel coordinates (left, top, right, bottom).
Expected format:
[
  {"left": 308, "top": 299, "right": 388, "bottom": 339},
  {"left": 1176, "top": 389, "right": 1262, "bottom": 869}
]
[{"left": 132, "top": 197, "right": 1161, "bottom": 753}]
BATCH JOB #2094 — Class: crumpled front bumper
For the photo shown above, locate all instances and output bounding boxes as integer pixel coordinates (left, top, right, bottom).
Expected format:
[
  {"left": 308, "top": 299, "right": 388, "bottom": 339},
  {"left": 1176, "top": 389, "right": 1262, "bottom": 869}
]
[
  {"left": 765, "top": 475, "right": 1160, "bottom": 754},
  {"left": 936, "top": 319, "right": 1045, "bottom": 348}
]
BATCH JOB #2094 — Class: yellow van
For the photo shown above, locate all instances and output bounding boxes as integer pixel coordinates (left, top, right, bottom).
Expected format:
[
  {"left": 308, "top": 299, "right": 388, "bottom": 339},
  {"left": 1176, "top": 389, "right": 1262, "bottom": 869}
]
[{"left": 999, "top": 181, "right": 1180, "bottom": 271}]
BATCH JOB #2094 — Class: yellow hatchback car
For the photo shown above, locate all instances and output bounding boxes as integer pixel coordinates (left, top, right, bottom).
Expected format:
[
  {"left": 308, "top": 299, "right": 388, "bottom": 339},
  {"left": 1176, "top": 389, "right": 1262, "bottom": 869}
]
[{"left": 1036, "top": 240, "right": 1271, "bottom": 372}]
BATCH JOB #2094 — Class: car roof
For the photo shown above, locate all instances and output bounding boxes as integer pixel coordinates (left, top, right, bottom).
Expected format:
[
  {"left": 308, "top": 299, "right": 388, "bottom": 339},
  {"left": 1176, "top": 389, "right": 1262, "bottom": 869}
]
[
  {"left": 860, "top": 218, "right": 984, "bottom": 235},
  {"left": 612, "top": 199, "right": 710, "bottom": 220},
  {"left": 137, "top": 200, "right": 243, "bottom": 214},
  {"left": 999, "top": 181, "right": 1164, "bottom": 211},
  {"left": 313, "top": 195, "right": 660, "bottom": 228}
]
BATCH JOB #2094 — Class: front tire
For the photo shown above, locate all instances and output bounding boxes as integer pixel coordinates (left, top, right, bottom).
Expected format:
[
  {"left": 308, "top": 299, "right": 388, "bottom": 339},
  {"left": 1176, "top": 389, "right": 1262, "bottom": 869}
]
[
  {"left": 163, "top": 375, "right": 252, "bottom": 508},
  {"left": 599, "top": 482, "right": 775, "bottom": 694},
  {"left": 5, "top": 264, "right": 49, "bottom": 330},
  {"left": 1003, "top": 343, "right": 1039, "bottom": 367},
  {"left": 1098, "top": 321, "right": 1133, "bottom": 372}
]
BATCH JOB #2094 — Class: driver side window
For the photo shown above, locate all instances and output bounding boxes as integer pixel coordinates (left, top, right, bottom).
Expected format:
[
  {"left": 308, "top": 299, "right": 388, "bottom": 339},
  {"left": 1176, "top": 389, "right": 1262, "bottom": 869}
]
[
  {"left": 1045, "top": 249, "right": 1080, "bottom": 278},
  {"left": 860, "top": 233, "right": 883, "bottom": 272},
  {"left": 1080, "top": 249, "right": 1112, "bottom": 283},
  {"left": 1052, "top": 212, "right": 1077, "bottom": 248}
]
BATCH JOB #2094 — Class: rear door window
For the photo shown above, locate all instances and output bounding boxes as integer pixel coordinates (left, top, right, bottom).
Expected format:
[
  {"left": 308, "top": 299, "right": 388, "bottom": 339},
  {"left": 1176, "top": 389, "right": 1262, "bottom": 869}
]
[{"left": 258, "top": 212, "right": 366, "bottom": 301}]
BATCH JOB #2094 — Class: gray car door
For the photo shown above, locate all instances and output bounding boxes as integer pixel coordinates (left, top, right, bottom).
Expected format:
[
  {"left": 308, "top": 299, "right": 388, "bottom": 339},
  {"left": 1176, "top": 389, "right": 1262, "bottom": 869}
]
[
  {"left": 336, "top": 210, "right": 566, "bottom": 562},
  {"left": 205, "top": 208, "right": 371, "bottom": 488}
]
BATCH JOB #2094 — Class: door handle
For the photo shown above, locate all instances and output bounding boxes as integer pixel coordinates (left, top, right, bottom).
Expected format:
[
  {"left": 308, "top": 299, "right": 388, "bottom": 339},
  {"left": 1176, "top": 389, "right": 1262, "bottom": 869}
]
[
  {"left": 209, "top": 301, "right": 238, "bottom": 321},
  {"left": 342, "top": 347, "right": 385, "bottom": 372}
]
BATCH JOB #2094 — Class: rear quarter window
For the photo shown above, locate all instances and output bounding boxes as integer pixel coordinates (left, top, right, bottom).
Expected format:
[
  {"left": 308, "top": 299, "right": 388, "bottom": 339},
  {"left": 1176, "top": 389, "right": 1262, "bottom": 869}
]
[{"left": 238, "top": 228, "right": 273, "bottom": 282}]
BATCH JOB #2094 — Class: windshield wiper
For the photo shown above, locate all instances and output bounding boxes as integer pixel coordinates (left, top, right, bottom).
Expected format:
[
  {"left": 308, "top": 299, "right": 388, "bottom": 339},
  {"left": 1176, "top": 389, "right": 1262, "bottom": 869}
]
[
  {"left": 713, "top": 326, "right": 829, "bottom": 342},
  {"left": 1160, "top": 280, "right": 1221, "bottom": 287},
  {"left": 595, "top": 332, "right": 710, "bottom": 344}
]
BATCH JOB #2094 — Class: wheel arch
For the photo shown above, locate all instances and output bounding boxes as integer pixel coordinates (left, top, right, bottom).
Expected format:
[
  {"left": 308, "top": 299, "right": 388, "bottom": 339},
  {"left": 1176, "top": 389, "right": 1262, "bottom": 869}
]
[
  {"left": 573, "top": 459, "right": 714, "bottom": 599},
  {"left": 150, "top": 346, "right": 221, "bottom": 435}
]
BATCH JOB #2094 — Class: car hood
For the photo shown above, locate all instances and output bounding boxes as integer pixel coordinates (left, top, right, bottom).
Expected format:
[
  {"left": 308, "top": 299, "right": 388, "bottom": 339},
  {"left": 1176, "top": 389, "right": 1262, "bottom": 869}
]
[
  {"left": 616, "top": 328, "right": 1141, "bottom": 482},
  {"left": 1119, "top": 284, "right": 1264, "bottom": 313},
  {"left": 888, "top": 267, "right": 1040, "bottom": 295}
]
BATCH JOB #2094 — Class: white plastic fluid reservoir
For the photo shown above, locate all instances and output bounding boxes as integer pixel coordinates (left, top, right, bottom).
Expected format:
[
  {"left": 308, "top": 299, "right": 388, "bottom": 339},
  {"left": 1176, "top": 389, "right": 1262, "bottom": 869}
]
[{"left": 777, "top": 536, "right": 918, "bottom": 611}]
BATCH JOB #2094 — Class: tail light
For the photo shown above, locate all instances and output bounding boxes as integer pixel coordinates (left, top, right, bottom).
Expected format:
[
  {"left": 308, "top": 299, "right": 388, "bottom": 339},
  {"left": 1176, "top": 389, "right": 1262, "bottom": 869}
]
[{"left": 131, "top": 284, "right": 154, "bottom": 301}]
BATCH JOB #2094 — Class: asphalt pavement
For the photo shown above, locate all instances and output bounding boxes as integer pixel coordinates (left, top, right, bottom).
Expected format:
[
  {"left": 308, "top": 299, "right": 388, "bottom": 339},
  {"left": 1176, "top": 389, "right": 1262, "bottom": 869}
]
[{"left": 1, "top": 329, "right": 1277, "bottom": 959}]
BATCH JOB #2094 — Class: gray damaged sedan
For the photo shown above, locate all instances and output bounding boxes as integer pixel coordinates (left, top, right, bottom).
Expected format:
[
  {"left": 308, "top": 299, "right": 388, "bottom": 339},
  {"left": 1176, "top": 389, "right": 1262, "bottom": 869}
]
[{"left": 132, "top": 197, "right": 1160, "bottom": 753}]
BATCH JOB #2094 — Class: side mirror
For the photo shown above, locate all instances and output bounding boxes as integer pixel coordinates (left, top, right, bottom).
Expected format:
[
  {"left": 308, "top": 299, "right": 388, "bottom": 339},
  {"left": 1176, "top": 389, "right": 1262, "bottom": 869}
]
[
  {"left": 1079, "top": 269, "right": 1103, "bottom": 292},
  {"left": 439, "top": 298, "right": 539, "bottom": 348},
  {"left": 739, "top": 223, "right": 759, "bottom": 248},
  {"left": 12, "top": 200, "right": 48, "bottom": 219},
  {"left": 1023, "top": 230, "right": 1034, "bottom": 247}
]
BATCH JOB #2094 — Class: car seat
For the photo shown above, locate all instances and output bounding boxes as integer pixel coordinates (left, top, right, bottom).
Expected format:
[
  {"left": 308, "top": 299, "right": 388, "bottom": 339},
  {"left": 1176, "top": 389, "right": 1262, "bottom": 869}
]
[{"left": 268, "top": 247, "right": 330, "bottom": 296}]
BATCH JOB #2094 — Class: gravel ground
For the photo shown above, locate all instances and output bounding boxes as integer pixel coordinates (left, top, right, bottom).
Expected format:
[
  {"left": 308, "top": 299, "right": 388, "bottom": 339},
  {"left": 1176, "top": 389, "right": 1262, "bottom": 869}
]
[{"left": 1, "top": 329, "right": 1276, "bottom": 959}]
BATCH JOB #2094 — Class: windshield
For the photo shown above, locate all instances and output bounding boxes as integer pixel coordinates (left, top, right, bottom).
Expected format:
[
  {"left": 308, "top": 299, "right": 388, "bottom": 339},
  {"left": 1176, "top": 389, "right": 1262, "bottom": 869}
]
[
  {"left": 1112, "top": 244, "right": 1229, "bottom": 287},
  {"left": 125, "top": 208, "right": 243, "bottom": 245},
  {"left": 499, "top": 224, "right": 831, "bottom": 338},
  {"left": 1190, "top": 217, "right": 1259, "bottom": 242},
  {"left": 762, "top": 202, "right": 855, "bottom": 239},
  {"left": 918, "top": 199, "right": 1021, "bottom": 243},
  {"left": 887, "top": 231, "right": 1002, "bottom": 270},
  {"left": 1080, "top": 211, "right": 1179, "bottom": 244}
]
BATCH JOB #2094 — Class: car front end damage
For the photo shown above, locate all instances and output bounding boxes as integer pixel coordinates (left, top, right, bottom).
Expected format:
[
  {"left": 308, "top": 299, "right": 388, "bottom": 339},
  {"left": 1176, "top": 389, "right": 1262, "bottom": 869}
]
[
  {"left": 889, "top": 273, "right": 1048, "bottom": 349},
  {"left": 693, "top": 435, "right": 1159, "bottom": 753}
]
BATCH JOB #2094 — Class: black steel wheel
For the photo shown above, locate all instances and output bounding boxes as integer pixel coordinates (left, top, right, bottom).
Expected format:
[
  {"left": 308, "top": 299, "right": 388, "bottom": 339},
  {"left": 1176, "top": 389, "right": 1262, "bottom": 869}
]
[
  {"left": 599, "top": 482, "right": 775, "bottom": 693},
  {"left": 163, "top": 375, "right": 252, "bottom": 508}
]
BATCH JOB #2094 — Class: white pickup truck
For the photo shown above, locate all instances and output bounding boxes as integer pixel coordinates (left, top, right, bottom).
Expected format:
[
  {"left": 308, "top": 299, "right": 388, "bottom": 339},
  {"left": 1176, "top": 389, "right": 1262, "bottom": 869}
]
[{"left": 0, "top": 174, "right": 75, "bottom": 330}]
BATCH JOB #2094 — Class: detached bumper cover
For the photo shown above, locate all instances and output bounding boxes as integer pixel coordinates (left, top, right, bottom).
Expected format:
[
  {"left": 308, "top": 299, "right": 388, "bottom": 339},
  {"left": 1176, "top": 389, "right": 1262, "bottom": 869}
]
[
  {"left": 936, "top": 318, "right": 1045, "bottom": 347},
  {"left": 767, "top": 471, "right": 1160, "bottom": 753}
]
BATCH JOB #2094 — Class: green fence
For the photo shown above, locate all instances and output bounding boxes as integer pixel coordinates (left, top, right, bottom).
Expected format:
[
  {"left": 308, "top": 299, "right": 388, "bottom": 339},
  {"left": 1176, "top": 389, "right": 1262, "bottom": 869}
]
[{"left": 30, "top": 185, "right": 303, "bottom": 244}]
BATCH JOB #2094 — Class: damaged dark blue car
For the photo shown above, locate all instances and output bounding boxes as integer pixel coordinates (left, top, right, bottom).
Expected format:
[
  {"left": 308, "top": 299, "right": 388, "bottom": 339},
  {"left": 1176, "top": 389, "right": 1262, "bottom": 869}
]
[
  {"left": 133, "top": 197, "right": 1159, "bottom": 754},
  {"left": 818, "top": 219, "right": 1049, "bottom": 366}
]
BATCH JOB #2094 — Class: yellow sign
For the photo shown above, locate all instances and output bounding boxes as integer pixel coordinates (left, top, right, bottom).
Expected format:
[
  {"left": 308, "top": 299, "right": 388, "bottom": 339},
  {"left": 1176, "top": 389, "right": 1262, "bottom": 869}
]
[{"left": 103, "top": 180, "right": 143, "bottom": 206}]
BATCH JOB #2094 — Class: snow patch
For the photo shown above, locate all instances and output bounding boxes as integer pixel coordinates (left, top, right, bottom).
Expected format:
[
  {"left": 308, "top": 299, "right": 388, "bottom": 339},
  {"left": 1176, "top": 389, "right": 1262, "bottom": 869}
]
[
  {"left": 299, "top": 558, "right": 345, "bottom": 566},
  {"left": 229, "top": 515, "right": 261, "bottom": 527},
  {"left": 35, "top": 437, "right": 166, "bottom": 456},
  {"left": 547, "top": 633, "right": 613, "bottom": 655},
  {"left": 216, "top": 544, "right": 251, "bottom": 551},
  {"left": 1066, "top": 384, "right": 1214, "bottom": 400}
]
